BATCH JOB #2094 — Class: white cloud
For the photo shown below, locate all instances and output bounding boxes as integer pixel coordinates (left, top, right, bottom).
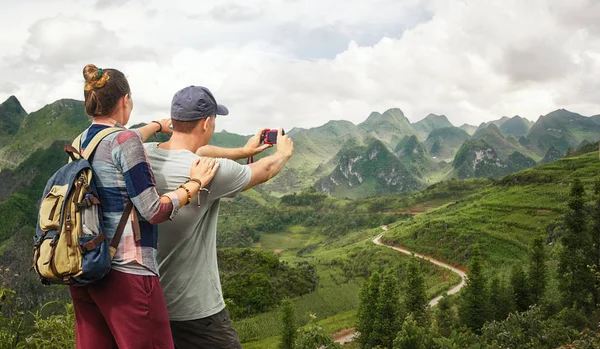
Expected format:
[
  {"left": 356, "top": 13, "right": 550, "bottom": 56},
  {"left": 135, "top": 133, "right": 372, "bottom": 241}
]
[{"left": 0, "top": 0, "right": 599, "bottom": 134}]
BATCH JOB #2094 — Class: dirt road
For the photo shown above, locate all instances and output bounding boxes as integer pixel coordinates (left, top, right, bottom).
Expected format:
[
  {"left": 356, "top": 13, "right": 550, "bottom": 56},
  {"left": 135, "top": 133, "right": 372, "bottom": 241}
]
[{"left": 334, "top": 226, "right": 467, "bottom": 345}]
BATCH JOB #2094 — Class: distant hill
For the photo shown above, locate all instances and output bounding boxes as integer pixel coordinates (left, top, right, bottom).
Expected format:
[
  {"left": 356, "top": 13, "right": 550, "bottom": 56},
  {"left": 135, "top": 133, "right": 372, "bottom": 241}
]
[
  {"left": 453, "top": 139, "right": 506, "bottom": 179},
  {"left": 315, "top": 138, "right": 421, "bottom": 198},
  {"left": 499, "top": 115, "right": 533, "bottom": 138},
  {"left": 424, "top": 127, "right": 470, "bottom": 160},
  {"left": 412, "top": 113, "right": 453, "bottom": 140},
  {"left": 0, "top": 96, "right": 27, "bottom": 138},
  {"left": 474, "top": 116, "right": 510, "bottom": 136},
  {"left": 541, "top": 145, "right": 564, "bottom": 164},
  {"left": 357, "top": 108, "right": 416, "bottom": 148},
  {"left": 527, "top": 109, "right": 600, "bottom": 153},
  {"left": 472, "top": 123, "right": 538, "bottom": 161},
  {"left": 394, "top": 135, "right": 433, "bottom": 176},
  {"left": 459, "top": 123, "right": 478, "bottom": 135},
  {"left": 452, "top": 136, "right": 537, "bottom": 179}
]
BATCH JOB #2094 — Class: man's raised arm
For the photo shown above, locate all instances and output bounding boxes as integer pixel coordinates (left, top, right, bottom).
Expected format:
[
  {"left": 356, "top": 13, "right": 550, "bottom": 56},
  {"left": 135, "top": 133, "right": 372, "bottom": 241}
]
[
  {"left": 196, "top": 128, "right": 272, "bottom": 161},
  {"left": 243, "top": 128, "right": 293, "bottom": 191}
]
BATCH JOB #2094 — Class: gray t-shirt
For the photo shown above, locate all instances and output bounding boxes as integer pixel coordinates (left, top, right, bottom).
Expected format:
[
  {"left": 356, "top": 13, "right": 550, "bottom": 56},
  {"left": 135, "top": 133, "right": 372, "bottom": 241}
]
[{"left": 144, "top": 143, "right": 252, "bottom": 321}]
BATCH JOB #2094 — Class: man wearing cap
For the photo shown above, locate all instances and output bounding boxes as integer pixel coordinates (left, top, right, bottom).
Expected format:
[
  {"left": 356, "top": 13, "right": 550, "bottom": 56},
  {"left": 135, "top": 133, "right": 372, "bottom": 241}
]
[{"left": 144, "top": 85, "right": 293, "bottom": 349}]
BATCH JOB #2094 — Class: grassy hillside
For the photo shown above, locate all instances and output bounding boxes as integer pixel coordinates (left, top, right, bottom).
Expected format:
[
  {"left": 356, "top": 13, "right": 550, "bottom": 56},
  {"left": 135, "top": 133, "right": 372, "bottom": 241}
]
[{"left": 383, "top": 149, "right": 600, "bottom": 276}]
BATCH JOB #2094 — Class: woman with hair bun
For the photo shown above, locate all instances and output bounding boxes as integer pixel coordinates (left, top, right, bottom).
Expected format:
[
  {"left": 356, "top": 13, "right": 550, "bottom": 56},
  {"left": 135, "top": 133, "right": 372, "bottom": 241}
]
[{"left": 69, "top": 64, "right": 218, "bottom": 349}]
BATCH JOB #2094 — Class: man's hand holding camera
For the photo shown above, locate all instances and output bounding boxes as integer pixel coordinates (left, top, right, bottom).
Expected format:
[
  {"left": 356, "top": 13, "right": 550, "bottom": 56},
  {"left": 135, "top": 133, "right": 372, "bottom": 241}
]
[{"left": 242, "top": 128, "right": 274, "bottom": 158}]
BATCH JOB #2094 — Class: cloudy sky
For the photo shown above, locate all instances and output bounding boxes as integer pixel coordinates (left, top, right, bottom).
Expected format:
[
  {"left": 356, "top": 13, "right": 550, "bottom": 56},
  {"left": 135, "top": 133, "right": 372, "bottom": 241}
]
[{"left": 0, "top": 0, "right": 598, "bottom": 134}]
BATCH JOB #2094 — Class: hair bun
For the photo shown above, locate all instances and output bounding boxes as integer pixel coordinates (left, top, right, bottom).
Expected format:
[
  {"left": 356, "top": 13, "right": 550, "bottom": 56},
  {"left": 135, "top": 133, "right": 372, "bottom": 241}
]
[{"left": 83, "top": 64, "right": 109, "bottom": 91}]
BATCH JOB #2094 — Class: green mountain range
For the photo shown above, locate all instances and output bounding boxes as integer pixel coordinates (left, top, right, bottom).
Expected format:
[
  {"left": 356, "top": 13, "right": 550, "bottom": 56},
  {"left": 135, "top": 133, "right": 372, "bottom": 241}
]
[{"left": 1, "top": 95, "right": 599, "bottom": 198}]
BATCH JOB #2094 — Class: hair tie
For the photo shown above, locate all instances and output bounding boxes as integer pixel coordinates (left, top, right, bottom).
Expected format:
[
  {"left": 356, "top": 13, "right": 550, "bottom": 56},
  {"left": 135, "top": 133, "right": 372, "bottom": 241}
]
[{"left": 97, "top": 68, "right": 103, "bottom": 79}]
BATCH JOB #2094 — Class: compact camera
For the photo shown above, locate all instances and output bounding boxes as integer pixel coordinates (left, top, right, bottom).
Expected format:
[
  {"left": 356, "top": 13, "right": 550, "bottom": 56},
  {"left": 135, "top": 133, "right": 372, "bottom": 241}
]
[{"left": 260, "top": 129, "right": 285, "bottom": 145}]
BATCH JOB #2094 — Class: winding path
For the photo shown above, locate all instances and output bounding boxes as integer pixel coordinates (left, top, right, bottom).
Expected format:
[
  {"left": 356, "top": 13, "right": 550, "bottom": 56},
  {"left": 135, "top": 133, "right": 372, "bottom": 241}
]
[{"left": 334, "top": 226, "right": 467, "bottom": 345}]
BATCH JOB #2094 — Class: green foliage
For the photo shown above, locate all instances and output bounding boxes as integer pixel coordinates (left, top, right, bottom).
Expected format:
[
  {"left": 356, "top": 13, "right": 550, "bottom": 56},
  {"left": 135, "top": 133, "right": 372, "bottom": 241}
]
[
  {"left": 356, "top": 271, "right": 381, "bottom": 348},
  {"left": 393, "top": 313, "right": 430, "bottom": 349},
  {"left": 0, "top": 277, "right": 73, "bottom": 349},
  {"left": 481, "top": 306, "right": 574, "bottom": 349},
  {"left": 558, "top": 179, "right": 594, "bottom": 309},
  {"left": 528, "top": 236, "right": 547, "bottom": 306},
  {"left": 459, "top": 247, "right": 488, "bottom": 333},
  {"left": 404, "top": 259, "right": 428, "bottom": 326},
  {"left": 293, "top": 314, "right": 340, "bottom": 349},
  {"left": 0, "top": 282, "right": 24, "bottom": 349},
  {"left": 591, "top": 179, "right": 600, "bottom": 308},
  {"left": 510, "top": 264, "right": 531, "bottom": 312},
  {"left": 218, "top": 249, "right": 317, "bottom": 319},
  {"left": 488, "top": 276, "right": 511, "bottom": 322},
  {"left": 375, "top": 272, "right": 401, "bottom": 348},
  {"left": 279, "top": 299, "right": 296, "bottom": 349},
  {"left": 434, "top": 293, "right": 456, "bottom": 338},
  {"left": 17, "top": 303, "right": 74, "bottom": 349}
]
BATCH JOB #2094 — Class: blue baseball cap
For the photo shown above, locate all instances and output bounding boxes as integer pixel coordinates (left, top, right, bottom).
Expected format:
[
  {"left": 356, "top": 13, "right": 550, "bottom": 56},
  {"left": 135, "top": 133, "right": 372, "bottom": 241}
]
[{"left": 171, "top": 85, "right": 229, "bottom": 121}]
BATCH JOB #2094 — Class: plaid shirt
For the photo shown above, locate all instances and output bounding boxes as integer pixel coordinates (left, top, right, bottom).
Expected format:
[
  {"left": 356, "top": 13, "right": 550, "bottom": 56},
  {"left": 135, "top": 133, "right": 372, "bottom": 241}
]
[{"left": 79, "top": 124, "right": 180, "bottom": 275}]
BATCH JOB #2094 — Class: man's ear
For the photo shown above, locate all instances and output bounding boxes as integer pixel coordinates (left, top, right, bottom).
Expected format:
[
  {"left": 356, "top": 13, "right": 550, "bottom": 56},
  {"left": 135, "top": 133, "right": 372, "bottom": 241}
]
[{"left": 201, "top": 117, "right": 211, "bottom": 132}]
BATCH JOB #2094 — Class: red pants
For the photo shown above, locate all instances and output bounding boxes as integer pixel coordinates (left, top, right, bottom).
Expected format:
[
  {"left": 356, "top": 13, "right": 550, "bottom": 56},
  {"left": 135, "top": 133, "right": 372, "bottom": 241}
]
[{"left": 69, "top": 269, "right": 174, "bottom": 349}]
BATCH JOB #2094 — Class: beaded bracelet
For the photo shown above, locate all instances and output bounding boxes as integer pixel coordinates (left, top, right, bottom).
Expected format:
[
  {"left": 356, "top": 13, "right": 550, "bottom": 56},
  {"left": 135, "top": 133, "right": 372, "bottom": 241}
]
[
  {"left": 185, "top": 179, "right": 210, "bottom": 207},
  {"left": 177, "top": 184, "right": 192, "bottom": 205}
]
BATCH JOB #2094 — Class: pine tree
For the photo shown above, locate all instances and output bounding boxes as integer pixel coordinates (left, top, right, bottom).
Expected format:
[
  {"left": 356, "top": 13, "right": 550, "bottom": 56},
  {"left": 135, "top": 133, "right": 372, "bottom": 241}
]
[
  {"left": 528, "top": 236, "right": 547, "bottom": 306},
  {"left": 356, "top": 271, "right": 381, "bottom": 348},
  {"left": 435, "top": 293, "right": 456, "bottom": 338},
  {"left": 404, "top": 259, "right": 428, "bottom": 326},
  {"left": 459, "top": 246, "right": 488, "bottom": 333},
  {"left": 376, "top": 271, "right": 401, "bottom": 348},
  {"left": 511, "top": 264, "right": 531, "bottom": 312},
  {"left": 279, "top": 299, "right": 296, "bottom": 349},
  {"left": 393, "top": 314, "right": 428, "bottom": 349},
  {"left": 591, "top": 179, "right": 600, "bottom": 307},
  {"left": 558, "top": 179, "right": 594, "bottom": 309},
  {"left": 488, "top": 276, "right": 511, "bottom": 322}
]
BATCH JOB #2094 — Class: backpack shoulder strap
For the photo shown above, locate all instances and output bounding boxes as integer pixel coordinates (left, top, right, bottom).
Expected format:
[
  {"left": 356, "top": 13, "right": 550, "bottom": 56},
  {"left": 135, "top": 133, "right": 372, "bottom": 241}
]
[{"left": 81, "top": 127, "right": 123, "bottom": 160}]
